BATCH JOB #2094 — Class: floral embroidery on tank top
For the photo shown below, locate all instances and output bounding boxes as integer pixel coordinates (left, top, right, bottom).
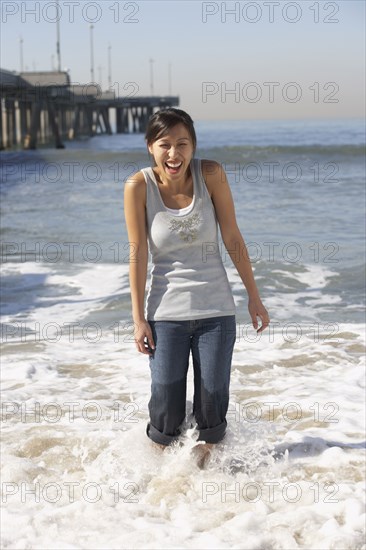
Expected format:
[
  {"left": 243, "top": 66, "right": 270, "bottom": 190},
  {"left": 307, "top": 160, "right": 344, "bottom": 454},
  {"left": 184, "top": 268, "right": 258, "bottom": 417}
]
[{"left": 168, "top": 213, "right": 201, "bottom": 243}]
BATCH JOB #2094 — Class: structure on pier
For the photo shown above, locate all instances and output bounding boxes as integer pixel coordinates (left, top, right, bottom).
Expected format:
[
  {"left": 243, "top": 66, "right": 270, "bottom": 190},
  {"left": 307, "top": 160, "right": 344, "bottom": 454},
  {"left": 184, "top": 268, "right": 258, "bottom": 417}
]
[{"left": 0, "top": 68, "right": 179, "bottom": 150}]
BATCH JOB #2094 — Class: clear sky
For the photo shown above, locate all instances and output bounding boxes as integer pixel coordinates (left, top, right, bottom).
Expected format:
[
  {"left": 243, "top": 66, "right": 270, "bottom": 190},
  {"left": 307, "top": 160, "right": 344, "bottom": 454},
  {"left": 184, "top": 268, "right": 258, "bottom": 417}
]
[{"left": 1, "top": 0, "right": 365, "bottom": 120}]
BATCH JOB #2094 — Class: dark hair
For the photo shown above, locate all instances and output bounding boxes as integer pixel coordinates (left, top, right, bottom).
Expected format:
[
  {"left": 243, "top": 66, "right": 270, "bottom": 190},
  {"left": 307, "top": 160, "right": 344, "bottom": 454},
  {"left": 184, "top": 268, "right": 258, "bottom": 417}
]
[{"left": 145, "top": 108, "right": 197, "bottom": 151}]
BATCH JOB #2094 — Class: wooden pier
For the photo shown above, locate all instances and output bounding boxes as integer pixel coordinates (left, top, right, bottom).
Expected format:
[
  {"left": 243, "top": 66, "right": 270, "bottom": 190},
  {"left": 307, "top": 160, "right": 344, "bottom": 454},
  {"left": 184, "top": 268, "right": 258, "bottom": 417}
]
[{"left": 0, "top": 69, "right": 180, "bottom": 150}]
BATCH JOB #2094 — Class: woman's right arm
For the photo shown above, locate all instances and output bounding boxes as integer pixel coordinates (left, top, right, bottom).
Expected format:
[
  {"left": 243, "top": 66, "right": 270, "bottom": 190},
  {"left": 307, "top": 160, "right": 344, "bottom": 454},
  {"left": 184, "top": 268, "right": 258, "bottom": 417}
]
[{"left": 124, "top": 172, "right": 155, "bottom": 355}]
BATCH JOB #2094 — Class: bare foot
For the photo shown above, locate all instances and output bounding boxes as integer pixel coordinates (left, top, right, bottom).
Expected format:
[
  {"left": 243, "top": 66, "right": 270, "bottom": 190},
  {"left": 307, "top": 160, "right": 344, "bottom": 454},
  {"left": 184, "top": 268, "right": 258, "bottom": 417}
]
[
  {"left": 192, "top": 443, "right": 214, "bottom": 469},
  {"left": 154, "top": 442, "right": 167, "bottom": 451}
]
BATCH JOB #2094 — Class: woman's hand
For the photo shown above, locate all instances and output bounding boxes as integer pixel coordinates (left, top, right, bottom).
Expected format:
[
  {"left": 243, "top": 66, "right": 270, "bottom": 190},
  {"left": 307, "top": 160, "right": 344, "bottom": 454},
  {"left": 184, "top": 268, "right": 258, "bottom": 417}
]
[
  {"left": 248, "top": 298, "right": 270, "bottom": 333},
  {"left": 133, "top": 319, "right": 155, "bottom": 355}
]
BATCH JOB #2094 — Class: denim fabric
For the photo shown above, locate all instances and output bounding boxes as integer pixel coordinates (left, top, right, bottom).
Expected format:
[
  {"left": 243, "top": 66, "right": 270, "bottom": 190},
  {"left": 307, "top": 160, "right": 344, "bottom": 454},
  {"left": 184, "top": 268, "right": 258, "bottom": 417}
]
[{"left": 146, "top": 315, "right": 236, "bottom": 446}]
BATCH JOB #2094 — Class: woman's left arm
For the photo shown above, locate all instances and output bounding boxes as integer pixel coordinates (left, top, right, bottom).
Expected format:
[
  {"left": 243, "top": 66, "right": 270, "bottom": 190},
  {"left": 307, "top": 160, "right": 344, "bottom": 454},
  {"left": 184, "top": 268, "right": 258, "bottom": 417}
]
[{"left": 202, "top": 160, "right": 270, "bottom": 333}]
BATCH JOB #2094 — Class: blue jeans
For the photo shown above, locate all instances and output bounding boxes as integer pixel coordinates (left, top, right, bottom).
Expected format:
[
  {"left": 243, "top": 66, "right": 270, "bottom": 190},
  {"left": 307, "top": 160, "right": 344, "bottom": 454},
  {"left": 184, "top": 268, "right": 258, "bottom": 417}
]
[{"left": 146, "top": 315, "right": 236, "bottom": 446}]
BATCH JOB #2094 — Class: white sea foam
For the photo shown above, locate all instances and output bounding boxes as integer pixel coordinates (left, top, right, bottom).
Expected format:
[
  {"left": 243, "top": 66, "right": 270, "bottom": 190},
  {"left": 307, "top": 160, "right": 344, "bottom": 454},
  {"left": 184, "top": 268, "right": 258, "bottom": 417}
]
[{"left": 1, "top": 259, "right": 365, "bottom": 549}]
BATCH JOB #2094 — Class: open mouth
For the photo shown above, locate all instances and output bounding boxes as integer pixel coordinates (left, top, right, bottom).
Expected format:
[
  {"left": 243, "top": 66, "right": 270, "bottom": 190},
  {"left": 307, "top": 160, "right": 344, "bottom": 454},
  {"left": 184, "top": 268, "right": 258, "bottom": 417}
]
[{"left": 165, "top": 161, "right": 183, "bottom": 174}]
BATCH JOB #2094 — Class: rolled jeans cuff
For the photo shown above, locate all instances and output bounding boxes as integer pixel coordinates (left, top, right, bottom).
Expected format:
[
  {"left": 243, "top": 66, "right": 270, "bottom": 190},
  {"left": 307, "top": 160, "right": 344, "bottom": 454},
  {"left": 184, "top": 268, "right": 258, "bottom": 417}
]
[
  {"left": 147, "top": 419, "right": 227, "bottom": 446},
  {"left": 146, "top": 422, "right": 181, "bottom": 446},
  {"left": 197, "top": 419, "right": 227, "bottom": 444}
]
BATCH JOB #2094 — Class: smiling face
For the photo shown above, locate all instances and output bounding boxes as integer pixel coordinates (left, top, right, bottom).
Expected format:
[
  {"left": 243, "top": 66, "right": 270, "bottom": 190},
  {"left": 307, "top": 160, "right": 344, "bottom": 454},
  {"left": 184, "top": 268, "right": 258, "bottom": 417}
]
[{"left": 147, "top": 123, "right": 195, "bottom": 181}]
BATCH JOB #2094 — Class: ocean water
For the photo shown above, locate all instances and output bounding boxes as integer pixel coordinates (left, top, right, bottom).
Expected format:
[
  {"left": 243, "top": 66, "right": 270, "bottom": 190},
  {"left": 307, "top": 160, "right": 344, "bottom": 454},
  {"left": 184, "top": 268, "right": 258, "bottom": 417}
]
[{"left": 1, "top": 118, "right": 365, "bottom": 549}]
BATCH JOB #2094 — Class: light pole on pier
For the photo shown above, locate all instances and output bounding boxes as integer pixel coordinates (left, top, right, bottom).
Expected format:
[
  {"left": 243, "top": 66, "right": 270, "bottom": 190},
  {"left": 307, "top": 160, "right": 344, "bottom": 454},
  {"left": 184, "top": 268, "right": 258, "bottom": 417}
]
[
  {"left": 108, "top": 43, "right": 112, "bottom": 90},
  {"left": 19, "top": 36, "right": 24, "bottom": 72},
  {"left": 168, "top": 62, "right": 172, "bottom": 96},
  {"left": 149, "top": 58, "right": 154, "bottom": 96},
  {"left": 90, "top": 24, "right": 95, "bottom": 83},
  {"left": 56, "top": 0, "right": 61, "bottom": 71}
]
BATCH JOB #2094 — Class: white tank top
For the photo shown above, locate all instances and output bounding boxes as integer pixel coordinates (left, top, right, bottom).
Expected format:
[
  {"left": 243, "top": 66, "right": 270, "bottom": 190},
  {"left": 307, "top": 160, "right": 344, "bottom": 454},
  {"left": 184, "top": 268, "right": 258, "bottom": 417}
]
[{"left": 141, "top": 158, "right": 236, "bottom": 320}]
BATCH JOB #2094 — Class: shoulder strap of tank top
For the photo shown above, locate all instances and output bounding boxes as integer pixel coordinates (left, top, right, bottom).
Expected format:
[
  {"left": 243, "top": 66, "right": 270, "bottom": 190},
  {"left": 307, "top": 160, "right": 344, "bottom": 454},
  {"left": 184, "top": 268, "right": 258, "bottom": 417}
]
[
  {"left": 140, "top": 167, "right": 162, "bottom": 211},
  {"left": 190, "top": 158, "right": 203, "bottom": 199},
  {"left": 192, "top": 157, "right": 213, "bottom": 203},
  {"left": 140, "top": 166, "right": 153, "bottom": 183}
]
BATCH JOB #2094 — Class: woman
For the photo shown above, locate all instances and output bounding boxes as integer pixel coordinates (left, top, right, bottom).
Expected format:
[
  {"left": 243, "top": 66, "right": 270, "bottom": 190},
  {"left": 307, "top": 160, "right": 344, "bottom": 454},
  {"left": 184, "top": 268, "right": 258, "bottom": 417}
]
[{"left": 124, "top": 108, "right": 269, "bottom": 459}]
